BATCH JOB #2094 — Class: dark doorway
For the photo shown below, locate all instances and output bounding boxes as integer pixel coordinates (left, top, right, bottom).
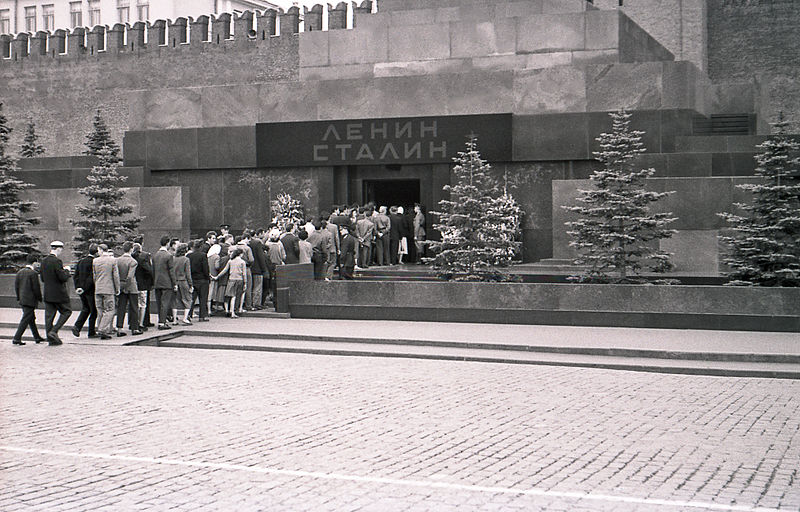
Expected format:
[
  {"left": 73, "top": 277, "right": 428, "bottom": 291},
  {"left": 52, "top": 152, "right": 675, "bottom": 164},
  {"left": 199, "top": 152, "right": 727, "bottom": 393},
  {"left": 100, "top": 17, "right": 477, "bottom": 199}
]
[{"left": 363, "top": 179, "right": 420, "bottom": 208}]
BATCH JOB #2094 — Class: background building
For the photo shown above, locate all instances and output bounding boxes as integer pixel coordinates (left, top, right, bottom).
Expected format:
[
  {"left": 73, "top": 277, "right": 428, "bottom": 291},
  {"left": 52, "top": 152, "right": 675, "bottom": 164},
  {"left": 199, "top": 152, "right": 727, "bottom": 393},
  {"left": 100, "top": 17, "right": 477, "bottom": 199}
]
[{"left": 0, "top": 0, "right": 280, "bottom": 34}]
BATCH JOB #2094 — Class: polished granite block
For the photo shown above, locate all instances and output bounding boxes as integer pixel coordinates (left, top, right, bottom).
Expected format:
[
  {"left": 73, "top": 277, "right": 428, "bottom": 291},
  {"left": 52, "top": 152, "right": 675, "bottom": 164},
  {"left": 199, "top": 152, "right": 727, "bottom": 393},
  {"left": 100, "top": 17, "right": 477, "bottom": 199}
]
[
  {"left": 450, "top": 18, "right": 517, "bottom": 58},
  {"left": 517, "top": 13, "right": 585, "bottom": 53},
  {"left": 145, "top": 128, "right": 198, "bottom": 170},
  {"left": 201, "top": 85, "right": 260, "bottom": 127},
  {"left": 388, "top": 24, "right": 450, "bottom": 62},
  {"left": 197, "top": 126, "right": 257, "bottom": 169},
  {"left": 585, "top": 62, "right": 663, "bottom": 111},
  {"left": 514, "top": 66, "right": 587, "bottom": 114},
  {"left": 514, "top": 113, "right": 589, "bottom": 161}
]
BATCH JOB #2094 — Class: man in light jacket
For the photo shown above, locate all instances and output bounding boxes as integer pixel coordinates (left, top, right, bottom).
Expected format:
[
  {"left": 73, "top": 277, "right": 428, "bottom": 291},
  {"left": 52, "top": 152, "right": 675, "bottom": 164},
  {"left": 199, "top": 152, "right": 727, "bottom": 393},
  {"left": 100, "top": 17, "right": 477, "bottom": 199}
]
[{"left": 93, "top": 244, "right": 120, "bottom": 340}]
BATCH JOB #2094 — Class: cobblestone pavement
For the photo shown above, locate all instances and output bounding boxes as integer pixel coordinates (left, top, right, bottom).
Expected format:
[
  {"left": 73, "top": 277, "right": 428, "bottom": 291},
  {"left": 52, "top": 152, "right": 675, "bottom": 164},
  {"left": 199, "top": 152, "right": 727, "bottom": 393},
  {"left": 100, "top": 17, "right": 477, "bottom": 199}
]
[{"left": 1, "top": 342, "right": 799, "bottom": 511}]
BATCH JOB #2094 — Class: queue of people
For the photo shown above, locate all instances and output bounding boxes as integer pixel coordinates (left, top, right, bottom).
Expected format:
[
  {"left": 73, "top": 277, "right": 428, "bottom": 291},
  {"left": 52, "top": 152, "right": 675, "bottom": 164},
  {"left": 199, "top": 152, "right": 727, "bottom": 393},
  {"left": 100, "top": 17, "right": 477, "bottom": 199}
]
[{"left": 11, "top": 202, "right": 426, "bottom": 345}]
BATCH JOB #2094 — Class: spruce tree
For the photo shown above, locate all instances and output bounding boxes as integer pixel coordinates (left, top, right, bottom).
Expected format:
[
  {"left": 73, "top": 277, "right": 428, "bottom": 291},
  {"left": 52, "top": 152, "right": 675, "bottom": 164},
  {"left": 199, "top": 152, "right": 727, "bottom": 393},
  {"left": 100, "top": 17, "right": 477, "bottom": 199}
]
[
  {"left": 719, "top": 113, "right": 800, "bottom": 286},
  {"left": 84, "top": 110, "right": 121, "bottom": 163},
  {"left": 19, "top": 120, "right": 45, "bottom": 158},
  {"left": 426, "top": 136, "right": 521, "bottom": 281},
  {"left": 0, "top": 103, "right": 40, "bottom": 271},
  {"left": 565, "top": 110, "right": 677, "bottom": 282},
  {"left": 70, "top": 145, "right": 141, "bottom": 256}
]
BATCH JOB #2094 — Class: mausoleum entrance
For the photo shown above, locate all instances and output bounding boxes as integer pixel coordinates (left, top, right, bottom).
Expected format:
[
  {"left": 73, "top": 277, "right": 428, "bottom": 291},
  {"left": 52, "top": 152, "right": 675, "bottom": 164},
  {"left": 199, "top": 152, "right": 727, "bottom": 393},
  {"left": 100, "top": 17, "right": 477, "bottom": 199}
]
[{"left": 362, "top": 179, "right": 420, "bottom": 209}]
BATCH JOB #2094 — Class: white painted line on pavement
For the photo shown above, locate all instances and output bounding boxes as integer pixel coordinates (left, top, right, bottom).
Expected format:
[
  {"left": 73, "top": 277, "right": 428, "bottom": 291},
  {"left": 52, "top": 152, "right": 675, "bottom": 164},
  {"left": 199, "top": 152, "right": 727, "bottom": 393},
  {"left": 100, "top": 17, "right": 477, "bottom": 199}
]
[{"left": 0, "top": 445, "right": 782, "bottom": 512}]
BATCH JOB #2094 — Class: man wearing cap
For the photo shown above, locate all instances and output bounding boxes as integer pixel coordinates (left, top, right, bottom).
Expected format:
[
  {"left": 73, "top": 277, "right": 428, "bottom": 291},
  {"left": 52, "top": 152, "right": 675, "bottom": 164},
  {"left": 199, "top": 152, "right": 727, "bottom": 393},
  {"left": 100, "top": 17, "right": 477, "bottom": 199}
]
[
  {"left": 153, "top": 235, "right": 178, "bottom": 330},
  {"left": 40, "top": 240, "right": 72, "bottom": 345},
  {"left": 219, "top": 224, "right": 230, "bottom": 239}
]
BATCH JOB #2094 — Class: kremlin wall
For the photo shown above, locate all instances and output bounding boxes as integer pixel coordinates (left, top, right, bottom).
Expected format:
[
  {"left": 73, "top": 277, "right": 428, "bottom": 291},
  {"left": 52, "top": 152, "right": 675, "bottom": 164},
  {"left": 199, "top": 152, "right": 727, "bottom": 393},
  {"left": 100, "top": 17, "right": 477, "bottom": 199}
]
[{"left": 0, "top": 0, "right": 797, "bottom": 273}]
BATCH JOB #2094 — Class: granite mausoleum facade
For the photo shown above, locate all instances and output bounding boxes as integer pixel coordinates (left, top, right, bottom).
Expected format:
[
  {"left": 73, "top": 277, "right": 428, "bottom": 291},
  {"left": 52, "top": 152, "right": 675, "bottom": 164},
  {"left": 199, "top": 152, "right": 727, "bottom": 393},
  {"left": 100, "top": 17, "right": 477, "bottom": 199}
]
[{"left": 0, "top": 0, "right": 795, "bottom": 272}]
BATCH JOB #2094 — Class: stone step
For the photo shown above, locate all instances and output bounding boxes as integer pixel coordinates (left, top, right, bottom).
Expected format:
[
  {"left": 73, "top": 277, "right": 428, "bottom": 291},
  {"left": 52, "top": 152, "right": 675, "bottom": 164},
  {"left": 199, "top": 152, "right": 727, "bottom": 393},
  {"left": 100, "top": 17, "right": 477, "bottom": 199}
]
[{"left": 136, "top": 332, "right": 800, "bottom": 379}]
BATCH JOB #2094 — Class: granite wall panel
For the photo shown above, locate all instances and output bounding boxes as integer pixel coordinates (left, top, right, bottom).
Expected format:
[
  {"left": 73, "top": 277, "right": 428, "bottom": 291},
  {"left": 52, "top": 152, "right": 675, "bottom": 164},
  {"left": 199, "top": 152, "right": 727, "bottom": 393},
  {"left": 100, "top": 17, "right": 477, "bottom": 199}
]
[{"left": 517, "top": 13, "right": 585, "bottom": 53}]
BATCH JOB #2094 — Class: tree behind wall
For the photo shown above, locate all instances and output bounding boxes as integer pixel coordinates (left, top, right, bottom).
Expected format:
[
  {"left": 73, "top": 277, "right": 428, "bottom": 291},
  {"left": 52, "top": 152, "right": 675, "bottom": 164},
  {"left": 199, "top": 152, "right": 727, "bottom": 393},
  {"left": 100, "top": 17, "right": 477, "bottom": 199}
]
[
  {"left": 70, "top": 146, "right": 141, "bottom": 256},
  {"left": 719, "top": 113, "right": 800, "bottom": 286},
  {"left": 564, "top": 110, "right": 677, "bottom": 283},
  {"left": 0, "top": 103, "right": 40, "bottom": 271},
  {"left": 84, "top": 110, "right": 121, "bottom": 163},
  {"left": 19, "top": 121, "right": 45, "bottom": 158},
  {"left": 425, "top": 136, "right": 521, "bottom": 281}
]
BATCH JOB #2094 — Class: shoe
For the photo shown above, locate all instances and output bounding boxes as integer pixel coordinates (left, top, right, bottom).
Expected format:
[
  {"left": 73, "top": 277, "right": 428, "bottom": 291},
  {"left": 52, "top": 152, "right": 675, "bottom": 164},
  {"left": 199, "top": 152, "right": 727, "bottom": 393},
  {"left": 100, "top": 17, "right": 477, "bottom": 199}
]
[
  {"left": 141, "top": 326, "right": 149, "bottom": 332},
  {"left": 157, "top": 324, "right": 171, "bottom": 330},
  {"left": 178, "top": 320, "right": 191, "bottom": 326},
  {"left": 88, "top": 333, "right": 99, "bottom": 338},
  {"left": 12, "top": 339, "right": 25, "bottom": 345},
  {"left": 47, "top": 331, "right": 62, "bottom": 344},
  {"left": 34, "top": 337, "right": 46, "bottom": 344},
  {"left": 99, "top": 334, "right": 112, "bottom": 340},
  {"left": 198, "top": 317, "right": 210, "bottom": 322},
  {"left": 131, "top": 330, "right": 143, "bottom": 336},
  {"left": 71, "top": 327, "right": 80, "bottom": 337},
  {"left": 230, "top": 314, "right": 239, "bottom": 319},
  {"left": 117, "top": 332, "right": 127, "bottom": 337}
]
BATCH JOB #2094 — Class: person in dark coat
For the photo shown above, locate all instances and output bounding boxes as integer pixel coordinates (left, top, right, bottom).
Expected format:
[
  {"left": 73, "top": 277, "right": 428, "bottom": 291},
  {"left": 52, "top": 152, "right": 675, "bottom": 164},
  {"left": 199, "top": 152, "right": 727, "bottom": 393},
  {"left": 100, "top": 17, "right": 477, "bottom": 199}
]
[
  {"left": 188, "top": 239, "right": 211, "bottom": 321},
  {"left": 338, "top": 224, "right": 357, "bottom": 280},
  {"left": 71, "top": 244, "right": 99, "bottom": 339},
  {"left": 133, "top": 240, "right": 154, "bottom": 329},
  {"left": 152, "top": 235, "right": 177, "bottom": 330},
  {"left": 388, "top": 206, "right": 403, "bottom": 265},
  {"left": 40, "top": 240, "right": 72, "bottom": 345},
  {"left": 280, "top": 223, "right": 301, "bottom": 264},
  {"left": 248, "top": 230, "right": 268, "bottom": 310},
  {"left": 12, "top": 253, "right": 45, "bottom": 345}
]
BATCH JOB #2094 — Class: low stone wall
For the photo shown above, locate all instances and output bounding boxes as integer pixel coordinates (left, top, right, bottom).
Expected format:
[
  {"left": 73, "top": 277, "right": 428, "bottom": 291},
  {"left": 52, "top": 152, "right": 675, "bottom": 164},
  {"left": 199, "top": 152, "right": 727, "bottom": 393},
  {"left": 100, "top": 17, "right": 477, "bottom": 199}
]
[{"left": 288, "top": 280, "right": 800, "bottom": 332}]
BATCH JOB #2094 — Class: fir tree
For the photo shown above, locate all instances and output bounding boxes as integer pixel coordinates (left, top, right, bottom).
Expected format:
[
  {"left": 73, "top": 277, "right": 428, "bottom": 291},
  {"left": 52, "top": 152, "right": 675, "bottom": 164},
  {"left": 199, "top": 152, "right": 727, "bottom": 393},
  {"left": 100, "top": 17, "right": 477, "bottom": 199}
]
[
  {"left": 426, "top": 136, "right": 522, "bottom": 281},
  {"left": 70, "top": 146, "right": 141, "bottom": 256},
  {"left": 565, "top": 110, "right": 677, "bottom": 282},
  {"left": 719, "top": 113, "right": 800, "bottom": 286},
  {"left": 19, "top": 120, "right": 45, "bottom": 158},
  {"left": 0, "top": 103, "right": 40, "bottom": 271},
  {"left": 84, "top": 110, "right": 121, "bottom": 163}
]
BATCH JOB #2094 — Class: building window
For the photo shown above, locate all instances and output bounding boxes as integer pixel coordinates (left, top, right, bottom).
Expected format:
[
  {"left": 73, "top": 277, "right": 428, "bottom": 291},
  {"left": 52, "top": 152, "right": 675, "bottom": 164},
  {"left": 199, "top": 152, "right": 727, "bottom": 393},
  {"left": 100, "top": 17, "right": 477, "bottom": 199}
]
[
  {"left": 70, "top": 2, "right": 82, "bottom": 28},
  {"left": 137, "top": 0, "right": 149, "bottom": 21},
  {"left": 42, "top": 4, "right": 55, "bottom": 31},
  {"left": 88, "top": 0, "right": 101, "bottom": 26},
  {"left": 25, "top": 6, "right": 36, "bottom": 33},
  {"left": 0, "top": 9, "right": 10, "bottom": 35}
]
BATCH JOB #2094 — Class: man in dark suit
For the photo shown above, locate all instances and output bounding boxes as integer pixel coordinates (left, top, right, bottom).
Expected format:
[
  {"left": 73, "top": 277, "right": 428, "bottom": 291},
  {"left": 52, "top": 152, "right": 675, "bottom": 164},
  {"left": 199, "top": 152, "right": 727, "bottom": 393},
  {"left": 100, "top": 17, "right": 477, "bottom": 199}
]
[
  {"left": 40, "top": 240, "right": 72, "bottom": 345},
  {"left": 338, "top": 224, "right": 357, "bottom": 280},
  {"left": 280, "top": 223, "right": 301, "bottom": 264},
  {"left": 72, "top": 244, "right": 98, "bottom": 339},
  {"left": 152, "top": 235, "right": 177, "bottom": 330},
  {"left": 115, "top": 241, "right": 142, "bottom": 336},
  {"left": 133, "top": 240, "right": 154, "bottom": 329},
  {"left": 12, "top": 253, "right": 46, "bottom": 345},
  {"left": 389, "top": 206, "right": 403, "bottom": 265},
  {"left": 248, "top": 230, "right": 268, "bottom": 310}
]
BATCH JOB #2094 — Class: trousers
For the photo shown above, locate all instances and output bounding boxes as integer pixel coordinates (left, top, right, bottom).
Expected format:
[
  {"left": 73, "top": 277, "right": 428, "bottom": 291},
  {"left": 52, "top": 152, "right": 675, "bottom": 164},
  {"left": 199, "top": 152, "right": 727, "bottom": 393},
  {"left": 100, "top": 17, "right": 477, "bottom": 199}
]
[
  {"left": 13, "top": 305, "right": 42, "bottom": 341},
  {"left": 44, "top": 301, "right": 72, "bottom": 335},
  {"left": 74, "top": 291, "right": 97, "bottom": 336},
  {"left": 95, "top": 294, "right": 116, "bottom": 335}
]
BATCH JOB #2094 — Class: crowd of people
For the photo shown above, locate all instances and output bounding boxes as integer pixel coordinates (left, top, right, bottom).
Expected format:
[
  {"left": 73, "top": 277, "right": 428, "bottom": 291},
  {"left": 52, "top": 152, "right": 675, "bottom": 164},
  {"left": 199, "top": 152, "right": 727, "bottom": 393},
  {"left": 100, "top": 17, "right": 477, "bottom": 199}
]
[{"left": 11, "top": 202, "right": 427, "bottom": 346}]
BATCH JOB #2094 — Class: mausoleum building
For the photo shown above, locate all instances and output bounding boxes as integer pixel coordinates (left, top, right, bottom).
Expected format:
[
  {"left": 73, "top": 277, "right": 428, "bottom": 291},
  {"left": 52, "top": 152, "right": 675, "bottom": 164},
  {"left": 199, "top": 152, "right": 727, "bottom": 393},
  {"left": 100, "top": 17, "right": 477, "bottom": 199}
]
[{"left": 0, "top": 0, "right": 797, "bottom": 274}]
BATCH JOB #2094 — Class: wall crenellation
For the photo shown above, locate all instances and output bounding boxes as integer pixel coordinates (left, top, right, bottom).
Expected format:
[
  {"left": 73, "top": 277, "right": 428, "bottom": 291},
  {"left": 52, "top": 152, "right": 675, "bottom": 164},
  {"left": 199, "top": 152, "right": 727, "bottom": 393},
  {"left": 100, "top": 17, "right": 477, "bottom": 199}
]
[{"left": 0, "top": 2, "right": 374, "bottom": 66}]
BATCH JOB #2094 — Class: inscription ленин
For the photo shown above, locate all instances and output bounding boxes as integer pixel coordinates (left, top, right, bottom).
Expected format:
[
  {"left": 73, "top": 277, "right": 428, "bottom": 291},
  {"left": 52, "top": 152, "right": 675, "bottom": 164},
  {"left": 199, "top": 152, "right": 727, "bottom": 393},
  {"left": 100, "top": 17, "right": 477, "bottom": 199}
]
[{"left": 312, "top": 120, "right": 446, "bottom": 162}]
